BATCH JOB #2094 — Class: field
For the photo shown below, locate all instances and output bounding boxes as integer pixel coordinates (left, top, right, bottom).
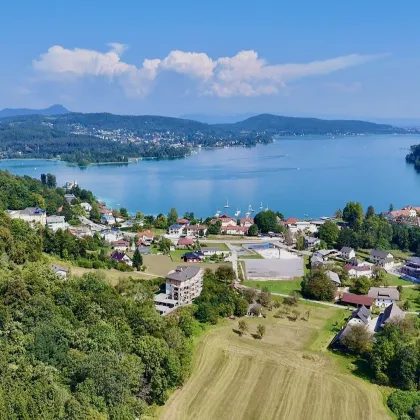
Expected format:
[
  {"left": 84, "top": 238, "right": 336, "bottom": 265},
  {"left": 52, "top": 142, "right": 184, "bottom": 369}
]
[
  {"left": 244, "top": 279, "right": 302, "bottom": 295},
  {"left": 400, "top": 286, "right": 420, "bottom": 311},
  {"left": 160, "top": 306, "right": 390, "bottom": 420}
]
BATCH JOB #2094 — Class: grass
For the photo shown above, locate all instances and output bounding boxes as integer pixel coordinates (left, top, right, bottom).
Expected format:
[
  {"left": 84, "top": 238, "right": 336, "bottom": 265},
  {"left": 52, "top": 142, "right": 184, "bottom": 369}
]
[
  {"left": 244, "top": 279, "right": 302, "bottom": 295},
  {"left": 200, "top": 242, "right": 229, "bottom": 251},
  {"left": 384, "top": 272, "right": 412, "bottom": 286},
  {"left": 399, "top": 287, "right": 420, "bottom": 311},
  {"left": 169, "top": 249, "right": 187, "bottom": 262},
  {"left": 238, "top": 253, "right": 264, "bottom": 259},
  {"left": 160, "top": 305, "right": 390, "bottom": 420}
]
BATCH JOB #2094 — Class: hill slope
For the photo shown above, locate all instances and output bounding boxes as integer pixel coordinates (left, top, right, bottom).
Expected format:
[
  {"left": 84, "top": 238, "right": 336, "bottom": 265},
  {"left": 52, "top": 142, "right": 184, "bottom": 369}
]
[{"left": 0, "top": 104, "right": 69, "bottom": 118}]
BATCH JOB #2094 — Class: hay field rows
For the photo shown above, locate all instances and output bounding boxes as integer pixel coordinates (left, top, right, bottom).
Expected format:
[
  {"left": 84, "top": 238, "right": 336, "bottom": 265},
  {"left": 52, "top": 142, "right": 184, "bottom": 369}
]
[{"left": 160, "top": 306, "right": 390, "bottom": 420}]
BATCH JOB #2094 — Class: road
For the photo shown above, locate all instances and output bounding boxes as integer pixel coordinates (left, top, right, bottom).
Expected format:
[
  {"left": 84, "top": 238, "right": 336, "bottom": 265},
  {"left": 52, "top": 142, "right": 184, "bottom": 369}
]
[{"left": 226, "top": 243, "right": 239, "bottom": 280}]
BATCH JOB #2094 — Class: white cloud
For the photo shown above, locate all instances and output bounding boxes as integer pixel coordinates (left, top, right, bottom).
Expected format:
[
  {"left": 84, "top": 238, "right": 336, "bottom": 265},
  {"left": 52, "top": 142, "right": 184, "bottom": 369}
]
[{"left": 32, "top": 44, "right": 385, "bottom": 98}]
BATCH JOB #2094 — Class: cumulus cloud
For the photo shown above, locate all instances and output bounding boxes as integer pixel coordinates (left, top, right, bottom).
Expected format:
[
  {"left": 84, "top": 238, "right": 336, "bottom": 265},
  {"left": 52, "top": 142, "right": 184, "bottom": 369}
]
[{"left": 32, "top": 44, "right": 384, "bottom": 98}]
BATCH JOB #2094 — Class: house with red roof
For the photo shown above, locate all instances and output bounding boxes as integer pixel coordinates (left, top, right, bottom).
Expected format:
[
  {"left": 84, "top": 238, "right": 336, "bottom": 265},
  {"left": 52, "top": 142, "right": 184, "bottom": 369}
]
[
  {"left": 137, "top": 230, "right": 154, "bottom": 246},
  {"left": 221, "top": 225, "right": 249, "bottom": 235},
  {"left": 284, "top": 217, "right": 299, "bottom": 225},
  {"left": 177, "top": 237, "right": 195, "bottom": 248},
  {"left": 211, "top": 216, "right": 237, "bottom": 227},
  {"left": 177, "top": 218, "right": 190, "bottom": 226},
  {"left": 240, "top": 217, "right": 254, "bottom": 227},
  {"left": 340, "top": 292, "right": 374, "bottom": 308}
]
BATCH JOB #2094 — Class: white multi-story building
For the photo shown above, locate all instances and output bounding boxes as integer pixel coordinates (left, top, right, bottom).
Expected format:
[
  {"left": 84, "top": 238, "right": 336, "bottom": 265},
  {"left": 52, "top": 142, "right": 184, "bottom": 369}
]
[
  {"left": 46, "top": 215, "right": 68, "bottom": 232},
  {"left": 7, "top": 207, "right": 47, "bottom": 226},
  {"left": 368, "top": 287, "right": 400, "bottom": 308},
  {"left": 370, "top": 249, "right": 394, "bottom": 271}
]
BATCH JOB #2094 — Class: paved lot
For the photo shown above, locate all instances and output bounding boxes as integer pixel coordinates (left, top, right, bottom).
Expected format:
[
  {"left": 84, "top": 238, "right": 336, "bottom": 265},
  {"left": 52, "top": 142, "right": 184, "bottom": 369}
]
[{"left": 244, "top": 257, "right": 304, "bottom": 280}]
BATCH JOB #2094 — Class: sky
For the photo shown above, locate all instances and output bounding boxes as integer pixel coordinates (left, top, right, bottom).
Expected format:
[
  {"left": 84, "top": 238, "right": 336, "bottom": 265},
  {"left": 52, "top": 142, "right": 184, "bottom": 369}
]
[{"left": 1, "top": 0, "right": 420, "bottom": 119}]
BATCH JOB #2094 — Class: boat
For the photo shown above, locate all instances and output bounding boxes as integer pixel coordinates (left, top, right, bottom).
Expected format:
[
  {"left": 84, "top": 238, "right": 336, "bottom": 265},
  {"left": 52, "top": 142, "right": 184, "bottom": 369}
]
[
  {"left": 260, "top": 201, "right": 263, "bottom": 210},
  {"left": 224, "top": 198, "right": 229, "bottom": 209},
  {"left": 265, "top": 206, "right": 269, "bottom": 211},
  {"left": 215, "top": 210, "right": 221, "bottom": 217},
  {"left": 249, "top": 204, "right": 255, "bottom": 213},
  {"left": 234, "top": 208, "right": 241, "bottom": 217},
  {"left": 245, "top": 212, "right": 251, "bottom": 218}
]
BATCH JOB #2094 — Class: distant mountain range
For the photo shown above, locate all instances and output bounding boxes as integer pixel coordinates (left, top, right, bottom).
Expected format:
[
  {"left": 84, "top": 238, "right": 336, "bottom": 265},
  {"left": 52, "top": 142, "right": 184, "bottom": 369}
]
[{"left": 0, "top": 104, "right": 69, "bottom": 118}]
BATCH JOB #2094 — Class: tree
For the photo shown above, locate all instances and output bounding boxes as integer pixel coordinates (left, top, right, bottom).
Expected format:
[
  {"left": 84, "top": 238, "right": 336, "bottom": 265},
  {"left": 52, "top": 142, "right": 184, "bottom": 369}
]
[
  {"left": 183, "top": 212, "right": 194, "bottom": 221},
  {"left": 343, "top": 201, "right": 364, "bottom": 230},
  {"left": 318, "top": 220, "right": 339, "bottom": 247},
  {"left": 242, "top": 288, "right": 257, "bottom": 303},
  {"left": 397, "top": 285, "right": 404, "bottom": 298},
  {"left": 215, "top": 265, "right": 236, "bottom": 285},
  {"left": 351, "top": 276, "right": 371, "bottom": 295},
  {"left": 207, "top": 221, "right": 221, "bottom": 235},
  {"left": 254, "top": 210, "right": 278, "bottom": 233},
  {"left": 403, "top": 300, "right": 411, "bottom": 311},
  {"left": 372, "top": 266, "right": 386, "bottom": 286},
  {"left": 335, "top": 208, "right": 343, "bottom": 219},
  {"left": 295, "top": 234, "right": 305, "bottom": 250},
  {"left": 256, "top": 324, "right": 266, "bottom": 339},
  {"left": 132, "top": 248, "right": 143, "bottom": 270},
  {"left": 291, "top": 309, "right": 300, "bottom": 321},
  {"left": 158, "top": 238, "right": 173, "bottom": 254},
  {"left": 340, "top": 324, "right": 372, "bottom": 354},
  {"left": 248, "top": 224, "right": 258, "bottom": 236},
  {"left": 301, "top": 270, "right": 336, "bottom": 301},
  {"left": 366, "top": 205, "right": 375, "bottom": 219},
  {"left": 90, "top": 203, "right": 101, "bottom": 221},
  {"left": 167, "top": 208, "right": 178, "bottom": 226},
  {"left": 258, "top": 287, "right": 272, "bottom": 307},
  {"left": 238, "top": 320, "right": 249, "bottom": 336},
  {"left": 284, "top": 229, "right": 294, "bottom": 246},
  {"left": 120, "top": 207, "right": 128, "bottom": 218},
  {"left": 46, "top": 173, "right": 57, "bottom": 188},
  {"left": 389, "top": 203, "right": 394, "bottom": 212},
  {"left": 40, "top": 173, "right": 47, "bottom": 185}
]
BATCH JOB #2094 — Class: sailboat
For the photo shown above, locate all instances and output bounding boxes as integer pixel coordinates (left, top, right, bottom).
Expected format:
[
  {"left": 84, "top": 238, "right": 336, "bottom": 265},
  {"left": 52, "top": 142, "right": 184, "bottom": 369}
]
[
  {"left": 224, "top": 198, "right": 229, "bottom": 209},
  {"left": 260, "top": 201, "right": 263, "bottom": 210},
  {"left": 249, "top": 204, "right": 255, "bottom": 213},
  {"left": 234, "top": 208, "right": 241, "bottom": 217},
  {"left": 245, "top": 211, "right": 251, "bottom": 218},
  {"left": 215, "top": 210, "right": 221, "bottom": 217}
]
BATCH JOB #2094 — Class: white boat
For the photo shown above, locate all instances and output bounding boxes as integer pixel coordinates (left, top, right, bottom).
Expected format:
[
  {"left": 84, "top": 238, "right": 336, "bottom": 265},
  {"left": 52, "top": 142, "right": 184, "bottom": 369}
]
[
  {"left": 234, "top": 208, "right": 241, "bottom": 217},
  {"left": 265, "top": 206, "right": 269, "bottom": 211},
  {"left": 260, "top": 201, "right": 263, "bottom": 210},
  {"left": 249, "top": 204, "right": 255, "bottom": 213},
  {"left": 224, "top": 198, "right": 229, "bottom": 209},
  {"left": 245, "top": 212, "right": 251, "bottom": 218},
  {"left": 215, "top": 210, "right": 221, "bottom": 217}
]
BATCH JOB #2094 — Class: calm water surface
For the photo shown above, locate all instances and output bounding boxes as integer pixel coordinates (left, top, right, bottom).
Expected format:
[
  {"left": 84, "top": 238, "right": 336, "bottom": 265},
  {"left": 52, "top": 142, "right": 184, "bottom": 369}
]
[{"left": 1, "top": 134, "right": 419, "bottom": 218}]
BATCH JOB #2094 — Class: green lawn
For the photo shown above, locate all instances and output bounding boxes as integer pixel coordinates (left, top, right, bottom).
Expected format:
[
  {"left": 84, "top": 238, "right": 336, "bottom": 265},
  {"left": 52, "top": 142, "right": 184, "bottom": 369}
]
[
  {"left": 238, "top": 253, "right": 264, "bottom": 259},
  {"left": 170, "top": 249, "right": 187, "bottom": 262},
  {"left": 244, "top": 279, "right": 302, "bottom": 295},
  {"left": 399, "top": 287, "right": 420, "bottom": 311},
  {"left": 384, "top": 272, "right": 412, "bottom": 286},
  {"left": 200, "top": 242, "right": 229, "bottom": 251}
]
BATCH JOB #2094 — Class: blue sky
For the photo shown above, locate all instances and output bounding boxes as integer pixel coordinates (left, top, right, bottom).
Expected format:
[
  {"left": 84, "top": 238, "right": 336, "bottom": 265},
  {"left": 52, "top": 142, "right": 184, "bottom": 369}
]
[{"left": 1, "top": 0, "right": 419, "bottom": 119}]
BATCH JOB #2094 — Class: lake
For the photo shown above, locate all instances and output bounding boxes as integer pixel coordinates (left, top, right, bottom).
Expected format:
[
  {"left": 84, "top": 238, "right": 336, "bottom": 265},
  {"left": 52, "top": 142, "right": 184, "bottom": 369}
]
[{"left": 1, "top": 134, "right": 420, "bottom": 218}]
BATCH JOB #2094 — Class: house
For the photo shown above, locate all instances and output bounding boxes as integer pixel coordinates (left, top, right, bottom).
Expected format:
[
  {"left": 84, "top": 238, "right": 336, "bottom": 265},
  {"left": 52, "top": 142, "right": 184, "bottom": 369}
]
[
  {"left": 345, "top": 264, "right": 373, "bottom": 279},
  {"left": 305, "top": 236, "right": 320, "bottom": 249},
  {"left": 341, "top": 292, "right": 374, "bottom": 308},
  {"left": 400, "top": 257, "right": 420, "bottom": 280},
  {"left": 51, "top": 264, "right": 69, "bottom": 279},
  {"left": 182, "top": 252, "right": 204, "bottom": 263},
  {"left": 101, "top": 229, "right": 122, "bottom": 243},
  {"left": 112, "top": 240, "right": 130, "bottom": 252},
  {"left": 311, "top": 255, "right": 334, "bottom": 269},
  {"left": 69, "top": 226, "right": 93, "bottom": 238},
  {"left": 340, "top": 247, "right": 356, "bottom": 260},
  {"left": 284, "top": 217, "right": 299, "bottom": 225},
  {"left": 101, "top": 214, "right": 116, "bottom": 225},
  {"left": 80, "top": 202, "right": 92, "bottom": 212},
  {"left": 381, "top": 303, "right": 405, "bottom": 325},
  {"left": 64, "top": 194, "right": 76, "bottom": 203},
  {"left": 46, "top": 215, "right": 68, "bottom": 232},
  {"left": 100, "top": 207, "right": 113, "bottom": 216},
  {"left": 247, "top": 302, "right": 263, "bottom": 317},
  {"left": 64, "top": 180, "right": 77, "bottom": 190},
  {"left": 240, "top": 217, "right": 254, "bottom": 227},
  {"left": 348, "top": 305, "right": 372, "bottom": 327},
  {"left": 110, "top": 251, "right": 132, "bottom": 266},
  {"left": 184, "top": 224, "right": 208, "bottom": 237},
  {"left": 389, "top": 206, "right": 420, "bottom": 219},
  {"left": 154, "top": 266, "right": 204, "bottom": 314},
  {"left": 7, "top": 207, "right": 47, "bottom": 226},
  {"left": 326, "top": 270, "right": 341, "bottom": 286},
  {"left": 177, "top": 218, "right": 190, "bottom": 226},
  {"left": 200, "top": 247, "right": 228, "bottom": 257},
  {"left": 137, "top": 230, "right": 154, "bottom": 245},
  {"left": 370, "top": 249, "right": 394, "bottom": 270},
  {"left": 368, "top": 287, "right": 400, "bottom": 308},
  {"left": 177, "top": 237, "right": 194, "bottom": 248},
  {"left": 221, "top": 225, "right": 248, "bottom": 235},
  {"left": 211, "top": 216, "right": 237, "bottom": 227},
  {"left": 168, "top": 224, "right": 184, "bottom": 237}
]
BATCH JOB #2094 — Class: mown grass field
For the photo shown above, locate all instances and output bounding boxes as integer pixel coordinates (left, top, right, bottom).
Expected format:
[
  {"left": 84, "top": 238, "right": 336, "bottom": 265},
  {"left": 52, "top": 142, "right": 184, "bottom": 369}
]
[
  {"left": 243, "top": 279, "right": 302, "bottom": 295},
  {"left": 160, "top": 306, "right": 390, "bottom": 420}
]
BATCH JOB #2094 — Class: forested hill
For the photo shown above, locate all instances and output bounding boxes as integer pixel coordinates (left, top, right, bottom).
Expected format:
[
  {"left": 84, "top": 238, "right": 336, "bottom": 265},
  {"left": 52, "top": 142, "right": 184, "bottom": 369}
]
[
  {"left": 0, "top": 111, "right": 410, "bottom": 165},
  {"left": 0, "top": 104, "right": 69, "bottom": 118}
]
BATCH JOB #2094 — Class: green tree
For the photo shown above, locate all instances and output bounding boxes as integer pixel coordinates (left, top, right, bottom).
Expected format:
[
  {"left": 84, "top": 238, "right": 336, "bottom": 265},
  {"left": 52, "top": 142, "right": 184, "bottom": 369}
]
[
  {"left": 340, "top": 324, "right": 372, "bottom": 354},
  {"left": 207, "top": 221, "right": 221, "bottom": 235},
  {"left": 351, "top": 275, "right": 371, "bottom": 294},
  {"left": 403, "top": 300, "right": 411, "bottom": 311},
  {"left": 132, "top": 248, "right": 143, "bottom": 270},
  {"left": 238, "top": 320, "right": 249, "bottom": 336},
  {"left": 90, "top": 203, "right": 101, "bottom": 221},
  {"left": 248, "top": 224, "right": 258, "bottom": 236},
  {"left": 301, "top": 270, "right": 336, "bottom": 301},
  {"left": 258, "top": 287, "right": 272, "bottom": 307},
  {"left": 318, "top": 220, "right": 340, "bottom": 247},
  {"left": 343, "top": 201, "right": 364, "bottom": 230},
  {"left": 215, "top": 265, "right": 236, "bottom": 285},
  {"left": 158, "top": 238, "right": 173, "bottom": 254},
  {"left": 335, "top": 208, "right": 343, "bottom": 219},
  {"left": 254, "top": 210, "right": 279, "bottom": 233},
  {"left": 167, "top": 208, "right": 178, "bottom": 226},
  {"left": 296, "top": 234, "right": 305, "bottom": 250},
  {"left": 46, "top": 173, "right": 57, "bottom": 188},
  {"left": 119, "top": 207, "right": 128, "bottom": 218},
  {"left": 154, "top": 214, "right": 168, "bottom": 230},
  {"left": 366, "top": 205, "right": 375, "bottom": 219},
  {"left": 257, "top": 324, "right": 266, "bottom": 339}
]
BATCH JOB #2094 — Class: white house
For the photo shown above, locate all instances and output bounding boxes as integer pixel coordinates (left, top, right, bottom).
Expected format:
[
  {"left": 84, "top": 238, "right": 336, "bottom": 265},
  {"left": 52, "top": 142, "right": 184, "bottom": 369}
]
[
  {"left": 288, "top": 221, "right": 318, "bottom": 234},
  {"left": 111, "top": 251, "right": 133, "bottom": 266},
  {"left": 80, "top": 202, "right": 92, "bottom": 212},
  {"left": 184, "top": 224, "right": 208, "bottom": 237},
  {"left": 168, "top": 224, "right": 184, "bottom": 237},
  {"left": 51, "top": 264, "right": 69, "bottom": 280},
  {"left": 101, "top": 229, "right": 122, "bottom": 243},
  {"left": 200, "top": 247, "right": 229, "bottom": 257},
  {"left": 221, "top": 225, "right": 248, "bottom": 235},
  {"left": 340, "top": 247, "right": 356, "bottom": 260},
  {"left": 370, "top": 249, "right": 394, "bottom": 271},
  {"left": 137, "top": 230, "right": 154, "bottom": 245},
  {"left": 101, "top": 214, "right": 116, "bottom": 225},
  {"left": 347, "top": 305, "right": 371, "bottom": 327},
  {"left": 368, "top": 287, "right": 400, "bottom": 308},
  {"left": 64, "top": 194, "right": 76, "bottom": 203},
  {"left": 46, "top": 215, "right": 68, "bottom": 232},
  {"left": 112, "top": 240, "right": 130, "bottom": 252},
  {"left": 345, "top": 264, "right": 373, "bottom": 278},
  {"left": 240, "top": 217, "right": 254, "bottom": 228},
  {"left": 211, "top": 216, "right": 237, "bottom": 227},
  {"left": 7, "top": 207, "right": 47, "bottom": 226}
]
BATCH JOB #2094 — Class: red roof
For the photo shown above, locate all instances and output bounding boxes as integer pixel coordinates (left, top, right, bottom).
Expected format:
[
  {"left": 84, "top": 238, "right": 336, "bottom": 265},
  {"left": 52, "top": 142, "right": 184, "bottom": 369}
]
[
  {"left": 113, "top": 240, "right": 129, "bottom": 246},
  {"left": 137, "top": 230, "right": 154, "bottom": 239},
  {"left": 344, "top": 264, "right": 371, "bottom": 272},
  {"left": 240, "top": 217, "right": 254, "bottom": 224},
  {"left": 186, "top": 224, "right": 207, "bottom": 230},
  {"left": 178, "top": 237, "right": 194, "bottom": 245},
  {"left": 177, "top": 218, "right": 189, "bottom": 224},
  {"left": 285, "top": 217, "right": 299, "bottom": 224},
  {"left": 341, "top": 293, "right": 374, "bottom": 306},
  {"left": 221, "top": 225, "right": 248, "bottom": 232}
]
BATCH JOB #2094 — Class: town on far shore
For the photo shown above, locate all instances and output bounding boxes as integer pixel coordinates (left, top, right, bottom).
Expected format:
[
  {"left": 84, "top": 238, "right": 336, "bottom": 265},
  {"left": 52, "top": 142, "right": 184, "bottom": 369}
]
[{"left": 6, "top": 178, "right": 420, "bottom": 345}]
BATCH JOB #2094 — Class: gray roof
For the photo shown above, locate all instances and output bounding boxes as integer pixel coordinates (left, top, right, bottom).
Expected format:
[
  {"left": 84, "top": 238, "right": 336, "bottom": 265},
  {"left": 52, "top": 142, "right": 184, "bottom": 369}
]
[
  {"left": 51, "top": 264, "right": 68, "bottom": 273},
  {"left": 169, "top": 224, "right": 184, "bottom": 229},
  {"left": 368, "top": 287, "right": 399, "bottom": 301},
  {"left": 20, "top": 207, "right": 46, "bottom": 215},
  {"left": 326, "top": 270, "right": 341, "bottom": 285},
  {"left": 382, "top": 303, "right": 405, "bottom": 324},
  {"left": 340, "top": 247, "right": 354, "bottom": 253},
  {"left": 407, "top": 257, "right": 420, "bottom": 266},
  {"left": 47, "top": 215, "right": 65, "bottom": 223},
  {"left": 351, "top": 305, "right": 371, "bottom": 325},
  {"left": 370, "top": 249, "right": 392, "bottom": 259},
  {"left": 166, "top": 266, "right": 200, "bottom": 281}
]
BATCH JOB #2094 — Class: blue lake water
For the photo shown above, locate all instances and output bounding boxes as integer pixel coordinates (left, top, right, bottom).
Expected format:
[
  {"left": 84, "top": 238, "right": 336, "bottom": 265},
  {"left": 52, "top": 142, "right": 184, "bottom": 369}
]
[{"left": 1, "top": 134, "right": 420, "bottom": 218}]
